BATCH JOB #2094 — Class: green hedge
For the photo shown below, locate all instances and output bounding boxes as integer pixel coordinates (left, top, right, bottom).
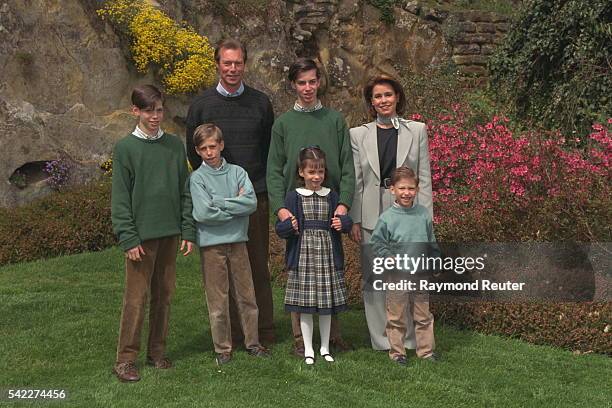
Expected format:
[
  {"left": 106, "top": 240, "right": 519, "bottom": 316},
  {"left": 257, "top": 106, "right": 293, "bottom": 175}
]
[{"left": 0, "top": 181, "right": 114, "bottom": 266}]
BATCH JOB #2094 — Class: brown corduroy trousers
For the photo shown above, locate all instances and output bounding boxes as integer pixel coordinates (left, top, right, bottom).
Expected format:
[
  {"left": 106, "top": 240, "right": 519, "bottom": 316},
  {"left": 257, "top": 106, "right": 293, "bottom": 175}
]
[
  {"left": 116, "top": 235, "right": 179, "bottom": 363},
  {"left": 201, "top": 242, "right": 260, "bottom": 354},
  {"left": 386, "top": 290, "right": 435, "bottom": 359}
]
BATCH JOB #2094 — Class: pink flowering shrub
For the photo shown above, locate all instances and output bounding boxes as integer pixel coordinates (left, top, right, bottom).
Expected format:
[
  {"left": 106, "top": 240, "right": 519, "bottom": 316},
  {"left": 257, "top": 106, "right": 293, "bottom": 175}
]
[{"left": 424, "top": 108, "right": 611, "bottom": 242}]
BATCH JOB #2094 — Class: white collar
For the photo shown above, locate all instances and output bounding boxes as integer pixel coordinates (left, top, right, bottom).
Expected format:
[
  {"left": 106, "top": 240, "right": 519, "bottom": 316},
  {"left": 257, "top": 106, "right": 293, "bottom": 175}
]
[
  {"left": 296, "top": 186, "right": 330, "bottom": 196},
  {"left": 202, "top": 157, "right": 226, "bottom": 171},
  {"left": 393, "top": 200, "right": 416, "bottom": 209},
  {"left": 217, "top": 81, "right": 245, "bottom": 97},
  {"left": 132, "top": 125, "right": 163, "bottom": 140}
]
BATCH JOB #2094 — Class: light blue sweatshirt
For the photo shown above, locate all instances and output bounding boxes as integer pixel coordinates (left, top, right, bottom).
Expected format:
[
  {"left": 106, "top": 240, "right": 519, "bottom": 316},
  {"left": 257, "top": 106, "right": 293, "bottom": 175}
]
[{"left": 190, "top": 159, "right": 257, "bottom": 247}]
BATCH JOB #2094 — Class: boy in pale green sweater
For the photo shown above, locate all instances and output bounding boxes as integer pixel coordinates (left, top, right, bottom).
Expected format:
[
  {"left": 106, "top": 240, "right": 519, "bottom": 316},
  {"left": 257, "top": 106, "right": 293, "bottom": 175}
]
[
  {"left": 111, "top": 85, "right": 195, "bottom": 382},
  {"left": 370, "top": 166, "right": 439, "bottom": 366},
  {"left": 190, "top": 124, "right": 270, "bottom": 365}
]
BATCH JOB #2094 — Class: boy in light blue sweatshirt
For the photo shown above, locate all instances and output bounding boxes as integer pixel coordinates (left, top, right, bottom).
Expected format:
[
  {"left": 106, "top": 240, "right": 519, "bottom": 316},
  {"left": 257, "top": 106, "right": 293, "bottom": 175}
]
[{"left": 190, "top": 123, "right": 269, "bottom": 366}]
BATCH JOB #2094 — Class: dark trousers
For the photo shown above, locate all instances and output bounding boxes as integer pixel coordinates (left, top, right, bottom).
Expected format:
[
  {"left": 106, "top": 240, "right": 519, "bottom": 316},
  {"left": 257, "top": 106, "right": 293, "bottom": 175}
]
[
  {"left": 116, "top": 236, "right": 178, "bottom": 363},
  {"left": 230, "top": 193, "right": 275, "bottom": 343}
]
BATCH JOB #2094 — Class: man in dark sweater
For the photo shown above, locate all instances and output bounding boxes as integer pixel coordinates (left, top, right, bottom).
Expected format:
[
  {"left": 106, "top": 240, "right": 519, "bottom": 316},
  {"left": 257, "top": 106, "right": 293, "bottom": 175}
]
[{"left": 186, "top": 39, "right": 275, "bottom": 345}]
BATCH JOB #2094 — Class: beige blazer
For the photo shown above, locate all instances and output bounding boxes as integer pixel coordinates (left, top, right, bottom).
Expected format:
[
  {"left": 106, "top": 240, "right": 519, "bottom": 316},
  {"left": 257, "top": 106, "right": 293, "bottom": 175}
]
[{"left": 349, "top": 119, "right": 433, "bottom": 230}]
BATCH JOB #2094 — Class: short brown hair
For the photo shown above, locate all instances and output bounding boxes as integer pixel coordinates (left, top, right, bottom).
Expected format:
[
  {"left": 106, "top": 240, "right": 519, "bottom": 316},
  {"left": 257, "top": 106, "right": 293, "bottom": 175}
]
[
  {"left": 288, "top": 58, "right": 320, "bottom": 82},
  {"left": 214, "top": 38, "right": 247, "bottom": 63},
  {"left": 193, "top": 123, "right": 223, "bottom": 146},
  {"left": 131, "top": 84, "right": 164, "bottom": 109},
  {"left": 363, "top": 75, "right": 406, "bottom": 118},
  {"left": 390, "top": 166, "right": 419, "bottom": 186}
]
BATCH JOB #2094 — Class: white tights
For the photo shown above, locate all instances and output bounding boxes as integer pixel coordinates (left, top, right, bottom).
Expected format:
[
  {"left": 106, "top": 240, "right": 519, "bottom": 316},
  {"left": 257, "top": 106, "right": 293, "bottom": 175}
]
[{"left": 300, "top": 314, "right": 334, "bottom": 363}]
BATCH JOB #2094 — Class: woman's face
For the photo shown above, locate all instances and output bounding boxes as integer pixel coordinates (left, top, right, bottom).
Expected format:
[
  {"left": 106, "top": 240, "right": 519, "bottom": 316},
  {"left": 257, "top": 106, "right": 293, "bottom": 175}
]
[{"left": 371, "top": 83, "right": 398, "bottom": 117}]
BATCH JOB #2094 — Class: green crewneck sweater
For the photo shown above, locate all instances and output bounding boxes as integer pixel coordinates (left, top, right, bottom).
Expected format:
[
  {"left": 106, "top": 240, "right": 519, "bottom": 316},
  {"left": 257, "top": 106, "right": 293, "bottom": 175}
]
[
  {"left": 266, "top": 107, "right": 355, "bottom": 214},
  {"left": 190, "top": 159, "right": 257, "bottom": 247},
  {"left": 111, "top": 133, "right": 196, "bottom": 251},
  {"left": 370, "top": 204, "right": 437, "bottom": 258}
]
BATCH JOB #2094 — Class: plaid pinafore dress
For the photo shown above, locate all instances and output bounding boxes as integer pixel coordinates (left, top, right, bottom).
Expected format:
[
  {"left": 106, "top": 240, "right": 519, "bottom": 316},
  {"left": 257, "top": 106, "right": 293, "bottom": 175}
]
[{"left": 284, "top": 192, "right": 348, "bottom": 315}]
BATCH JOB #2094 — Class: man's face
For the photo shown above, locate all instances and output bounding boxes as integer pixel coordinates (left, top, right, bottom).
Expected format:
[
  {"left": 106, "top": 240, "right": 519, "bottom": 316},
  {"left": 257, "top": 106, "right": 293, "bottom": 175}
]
[
  {"left": 291, "top": 69, "right": 320, "bottom": 108},
  {"left": 216, "top": 47, "right": 245, "bottom": 92},
  {"left": 196, "top": 138, "right": 224, "bottom": 168}
]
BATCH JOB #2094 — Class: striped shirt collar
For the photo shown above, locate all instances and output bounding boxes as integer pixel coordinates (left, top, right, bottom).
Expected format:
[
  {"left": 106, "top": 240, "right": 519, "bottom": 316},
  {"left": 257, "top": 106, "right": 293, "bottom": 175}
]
[{"left": 293, "top": 100, "right": 323, "bottom": 113}]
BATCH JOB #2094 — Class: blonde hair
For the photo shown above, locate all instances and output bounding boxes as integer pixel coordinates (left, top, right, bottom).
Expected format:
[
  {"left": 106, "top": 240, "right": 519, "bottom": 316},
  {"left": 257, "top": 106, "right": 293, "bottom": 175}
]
[{"left": 193, "top": 123, "right": 223, "bottom": 146}]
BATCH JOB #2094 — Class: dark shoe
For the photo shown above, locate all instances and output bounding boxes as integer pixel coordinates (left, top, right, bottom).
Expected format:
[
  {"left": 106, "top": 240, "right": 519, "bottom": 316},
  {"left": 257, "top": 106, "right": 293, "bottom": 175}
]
[
  {"left": 392, "top": 355, "right": 408, "bottom": 366},
  {"left": 330, "top": 337, "right": 354, "bottom": 352},
  {"left": 303, "top": 356, "right": 315, "bottom": 365},
  {"left": 247, "top": 346, "right": 271, "bottom": 358},
  {"left": 215, "top": 352, "right": 232, "bottom": 366},
  {"left": 113, "top": 361, "right": 140, "bottom": 382},
  {"left": 293, "top": 341, "right": 305, "bottom": 358},
  {"left": 422, "top": 352, "right": 440, "bottom": 362},
  {"left": 146, "top": 356, "right": 172, "bottom": 369}
]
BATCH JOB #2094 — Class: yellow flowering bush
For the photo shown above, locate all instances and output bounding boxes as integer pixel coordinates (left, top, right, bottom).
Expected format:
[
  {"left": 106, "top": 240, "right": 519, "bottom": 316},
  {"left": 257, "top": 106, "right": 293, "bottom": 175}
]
[{"left": 97, "top": 0, "right": 216, "bottom": 94}]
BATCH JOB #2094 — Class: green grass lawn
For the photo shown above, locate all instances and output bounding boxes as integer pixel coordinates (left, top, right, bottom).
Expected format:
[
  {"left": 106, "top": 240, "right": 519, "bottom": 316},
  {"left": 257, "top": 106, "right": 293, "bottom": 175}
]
[{"left": 1, "top": 248, "right": 610, "bottom": 408}]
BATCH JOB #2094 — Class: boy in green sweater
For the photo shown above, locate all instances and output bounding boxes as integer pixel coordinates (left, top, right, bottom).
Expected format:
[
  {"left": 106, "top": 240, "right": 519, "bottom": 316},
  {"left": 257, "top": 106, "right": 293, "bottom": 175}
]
[
  {"left": 370, "top": 166, "right": 439, "bottom": 365},
  {"left": 111, "top": 85, "right": 196, "bottom": 382},
  {"left": 190, "top": 124, "right": 270, "bottom": 365}
]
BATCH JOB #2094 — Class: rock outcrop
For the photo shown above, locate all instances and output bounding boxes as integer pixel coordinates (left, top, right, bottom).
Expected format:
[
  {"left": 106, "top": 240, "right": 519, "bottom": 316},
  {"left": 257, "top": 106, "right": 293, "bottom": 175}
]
[{"left": 0, "top": 0, "right": 509, "bottom": 207}]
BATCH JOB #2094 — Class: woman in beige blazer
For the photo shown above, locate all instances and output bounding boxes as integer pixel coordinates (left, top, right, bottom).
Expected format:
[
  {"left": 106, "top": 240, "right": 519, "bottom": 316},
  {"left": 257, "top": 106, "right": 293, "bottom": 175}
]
[{"left": 349, "top": 75, "right": 433, "bottom": 350}]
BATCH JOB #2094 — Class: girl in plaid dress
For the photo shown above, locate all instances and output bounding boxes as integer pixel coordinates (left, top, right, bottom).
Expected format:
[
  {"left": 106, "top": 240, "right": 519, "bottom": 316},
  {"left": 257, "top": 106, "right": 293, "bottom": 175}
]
[{"left": 275, "top": 147, "right": 352, "bottom": 365}]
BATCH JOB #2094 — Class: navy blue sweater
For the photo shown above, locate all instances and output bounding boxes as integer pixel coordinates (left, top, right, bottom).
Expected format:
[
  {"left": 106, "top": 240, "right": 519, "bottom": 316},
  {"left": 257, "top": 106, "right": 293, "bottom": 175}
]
[{"left": 275, "top": 190, "right": 352, "bottom": 270}]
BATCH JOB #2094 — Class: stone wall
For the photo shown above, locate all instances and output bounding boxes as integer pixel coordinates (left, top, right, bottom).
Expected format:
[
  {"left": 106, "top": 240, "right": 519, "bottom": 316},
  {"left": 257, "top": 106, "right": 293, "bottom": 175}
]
[
  {"left": 0, "top": 0, "right": 512, "bottom": 207},
  {"left": 451, "top": 11, "right": 510, "bottom": 76}
]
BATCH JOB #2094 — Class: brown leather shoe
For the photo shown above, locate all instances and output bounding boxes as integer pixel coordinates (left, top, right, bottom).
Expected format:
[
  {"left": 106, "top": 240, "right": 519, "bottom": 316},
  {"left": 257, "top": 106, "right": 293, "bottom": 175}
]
[
  {"left": 146, "top": 356, "right": 173, "bottom": 369},
  {"left": 330, "top": 337, "right": 354, "bottom": 352},
  {"left": 247, "top": 346, "right": 271, "bottom": 358},
  {"left": 215, "top": 352, "right": 232, "bottom": 366},
  {"left": 113, "top": 361, "right": 140, "bottom": 382},
  {"left": 292, "top": 340, "right": 305, "bottom": 358}
]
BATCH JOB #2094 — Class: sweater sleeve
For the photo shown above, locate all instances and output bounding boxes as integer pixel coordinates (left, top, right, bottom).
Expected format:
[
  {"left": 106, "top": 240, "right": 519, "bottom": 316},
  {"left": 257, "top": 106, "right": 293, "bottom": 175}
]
[
  {"left": 275, "top": 192, "right": 299, "bottom": 238},
  {"left": 266, "top": 122, "right": 287, "bottom": 215},
  {"left": 261, "top": 98, "right": 274, "bottom": 175},
  {"left": 370, "top": 218, "right": 392, "bottom": 259},
  {"left": 217, "top": 168, "right": 257, "bottom": 217},
  {"left": 179, "top": 152, "right": 197, "bottom": 243},
  {"left": 185, "top": 102, "right": 202, "bottom": 171},
  {"left": 337, "top": 115, "right": 355, "bottom": 208},
  {"left": 426, "top": 216, "right": 441, "bottom": 259},
  {"left": 190, "top": 173, "right": 233, "bottom": 225},
  {"left": 111, "top": 143, "right": 141, "bottom": 251}
]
